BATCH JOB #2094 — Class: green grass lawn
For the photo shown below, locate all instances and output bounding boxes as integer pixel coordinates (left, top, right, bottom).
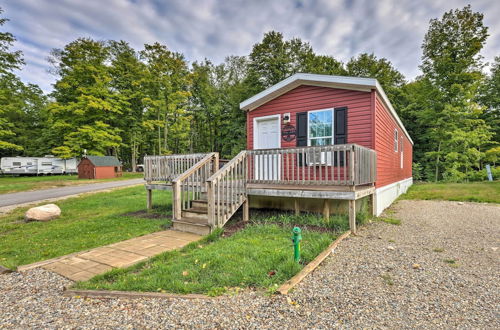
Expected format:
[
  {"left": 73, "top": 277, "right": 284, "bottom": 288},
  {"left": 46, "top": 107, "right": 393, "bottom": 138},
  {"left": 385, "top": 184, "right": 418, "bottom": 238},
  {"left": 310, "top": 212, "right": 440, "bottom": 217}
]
[
  {"left": 0, "top": 172, "right": 144, "bottom": 194},
  {"left": 401, "top": 181, "right": 500, "bottom": 203},
  {"left": 0, "top": 186, "right": 170, "bottom": 269},
  {"left": 76, "top": 223, "right": 339, "bottom": 296}
]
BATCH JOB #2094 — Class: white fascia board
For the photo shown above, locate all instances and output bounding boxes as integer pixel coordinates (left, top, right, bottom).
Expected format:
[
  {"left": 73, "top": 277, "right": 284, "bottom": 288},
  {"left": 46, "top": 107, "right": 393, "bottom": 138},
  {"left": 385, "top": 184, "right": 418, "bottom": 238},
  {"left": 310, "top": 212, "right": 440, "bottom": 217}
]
[
  {"left": 374, "top": 81, "right": 414, "bottom": 145},
  {"left": 240, "top": 73, "right": 413, "bottom": 145},
  {"left": 240, "top": 73, "right": 376, "bottom": 110}
]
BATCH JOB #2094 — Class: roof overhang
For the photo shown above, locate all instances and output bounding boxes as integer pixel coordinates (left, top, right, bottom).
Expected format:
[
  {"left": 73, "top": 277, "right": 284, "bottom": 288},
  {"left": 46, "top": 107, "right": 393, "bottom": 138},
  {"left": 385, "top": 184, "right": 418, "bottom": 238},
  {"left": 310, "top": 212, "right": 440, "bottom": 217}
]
[{"left": 240, "top": 73, "right": 413, "bottom": 145}]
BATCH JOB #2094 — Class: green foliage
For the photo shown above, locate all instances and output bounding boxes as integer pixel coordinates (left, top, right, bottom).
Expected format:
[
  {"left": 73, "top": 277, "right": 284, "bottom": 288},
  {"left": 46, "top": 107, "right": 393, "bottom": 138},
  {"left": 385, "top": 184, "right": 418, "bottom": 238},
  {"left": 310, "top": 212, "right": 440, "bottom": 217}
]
[
  {"left": 346, "top": 53, "right": 406, "bottom": 102},
  {"left": 0, "top": 4, "right": 498, "bottom": 182},
  {"left": 398, "top": 6, "right": 494, "bottom": 181},
  {"left": 401, "top": 181, "right": 500, "bottom": 203},
  {"left": 412, "top": 162, "right": 423, "bottom": 181},
  {"left": 76, "top": 224, "right": 338, "bottom": 295}
]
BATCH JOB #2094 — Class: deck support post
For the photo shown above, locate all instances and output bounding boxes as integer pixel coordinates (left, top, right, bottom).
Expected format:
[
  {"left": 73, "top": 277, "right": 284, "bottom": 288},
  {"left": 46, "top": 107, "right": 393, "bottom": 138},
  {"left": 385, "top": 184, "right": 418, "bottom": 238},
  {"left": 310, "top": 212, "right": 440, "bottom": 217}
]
[
  {"left": 243, "top": 198, "right": 249, "bottom": 222},
  {"left": 349, "top": 199, "right": 356, "bottom": 234},
  {"left": 146, "top": 189, "right": 152, "bottom": 210},
  {"left": 294, "top": 199, "right": 300, "bottom": 216},
  {"left": 323, "top": 199, "right": 330, "bottom": 221},
  {"left": 172, "top": 182, "right": 182, "bottom": 221},
  {"left": 370, "top": 192, "right": 377, "bottom": 217}
]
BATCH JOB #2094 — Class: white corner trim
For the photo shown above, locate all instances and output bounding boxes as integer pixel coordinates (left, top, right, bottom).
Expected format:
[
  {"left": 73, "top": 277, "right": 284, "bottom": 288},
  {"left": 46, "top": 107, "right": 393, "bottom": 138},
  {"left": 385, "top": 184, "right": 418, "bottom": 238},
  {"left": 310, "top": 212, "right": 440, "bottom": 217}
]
[
  {"left": 240, "top": 73, "right": 413, "bottom": 145},
  {"left": 374, "top": 177, "right": 413, "bottom": 216}
]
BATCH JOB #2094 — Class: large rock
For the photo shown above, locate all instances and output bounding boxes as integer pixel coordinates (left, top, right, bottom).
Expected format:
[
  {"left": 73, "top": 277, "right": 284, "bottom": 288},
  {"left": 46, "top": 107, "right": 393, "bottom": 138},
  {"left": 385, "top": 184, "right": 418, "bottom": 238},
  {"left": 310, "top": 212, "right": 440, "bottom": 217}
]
[{"left": 25, "top": 204, "right": 61, "bottom": 222}]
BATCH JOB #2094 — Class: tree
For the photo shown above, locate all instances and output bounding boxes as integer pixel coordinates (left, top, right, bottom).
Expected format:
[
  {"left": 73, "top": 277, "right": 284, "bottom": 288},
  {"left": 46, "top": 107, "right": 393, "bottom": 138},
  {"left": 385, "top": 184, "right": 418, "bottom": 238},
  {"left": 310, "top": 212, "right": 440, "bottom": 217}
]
[
  {"left": 248, "top": 31, "right": 344, "bottom": 91},
  {"left": 479, "top": 56, "right": 500, "bottom": 145},
  {"left": 108, "top": 40, "right": 147, "bottom": 170},
  {"left": 47, "top": 38, "right": 126, "bottom": 157},
  {"left": 140, "top": 43, "right": 192, "bottom": 155},
  {"left": 418, "top": 5, "right": 492, "bottom": 181},
  {"left": 346, "top": 53, "right": 405, "bottom": 103},
  {"left": 0, "top": 8, "right": 27, "bottom": 153}
]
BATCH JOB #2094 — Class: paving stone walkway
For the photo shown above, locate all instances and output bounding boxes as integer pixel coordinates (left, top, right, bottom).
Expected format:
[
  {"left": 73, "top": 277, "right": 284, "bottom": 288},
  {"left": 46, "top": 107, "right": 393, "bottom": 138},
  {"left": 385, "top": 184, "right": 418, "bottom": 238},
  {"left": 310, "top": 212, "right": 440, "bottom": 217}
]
[{"left": 20, "top": 230, "right": 201, "bottom": 282}]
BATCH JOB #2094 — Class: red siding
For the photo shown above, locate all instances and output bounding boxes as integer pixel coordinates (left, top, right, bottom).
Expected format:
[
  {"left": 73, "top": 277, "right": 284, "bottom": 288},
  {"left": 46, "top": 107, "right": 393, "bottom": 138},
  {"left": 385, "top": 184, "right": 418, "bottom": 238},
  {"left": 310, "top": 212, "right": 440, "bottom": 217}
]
[
  {"left": 247, "top": 85, "right": 373, "bottom": 150},
  {"left": 245, "top": 84, "right": 413, "bottom": 187},
  {"left": 374, "top": 92, "right": 412, "bottom": 187},
  {"left": 94, "top": 166, "right": 118, "bottom": 179},
  {"left": 77, "top": 160, "right": 121, "bottom": 179}
]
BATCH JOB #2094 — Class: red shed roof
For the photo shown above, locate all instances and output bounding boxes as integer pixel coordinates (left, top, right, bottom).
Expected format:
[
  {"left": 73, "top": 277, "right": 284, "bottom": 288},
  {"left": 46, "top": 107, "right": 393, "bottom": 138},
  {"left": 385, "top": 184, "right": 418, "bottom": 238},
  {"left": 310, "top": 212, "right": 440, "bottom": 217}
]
[{"left": 240, "top": 73, "right": 413, "bottom": 144}]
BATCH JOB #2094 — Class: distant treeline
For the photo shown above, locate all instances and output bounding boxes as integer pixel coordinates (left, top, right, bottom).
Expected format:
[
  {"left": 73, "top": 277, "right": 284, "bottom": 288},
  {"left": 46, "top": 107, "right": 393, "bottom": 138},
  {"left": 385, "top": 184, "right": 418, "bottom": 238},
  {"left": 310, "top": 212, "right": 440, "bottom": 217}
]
[{"left": 0, "top": 5, "right": 498, "bottom": 181}]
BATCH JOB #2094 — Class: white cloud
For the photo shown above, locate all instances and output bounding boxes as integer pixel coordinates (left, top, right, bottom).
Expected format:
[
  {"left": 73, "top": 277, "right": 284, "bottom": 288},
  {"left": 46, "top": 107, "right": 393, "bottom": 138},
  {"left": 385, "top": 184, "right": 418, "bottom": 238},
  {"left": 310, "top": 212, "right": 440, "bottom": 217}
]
[{"left": 2, "top": 0, "right": 499, "bottom": 93}]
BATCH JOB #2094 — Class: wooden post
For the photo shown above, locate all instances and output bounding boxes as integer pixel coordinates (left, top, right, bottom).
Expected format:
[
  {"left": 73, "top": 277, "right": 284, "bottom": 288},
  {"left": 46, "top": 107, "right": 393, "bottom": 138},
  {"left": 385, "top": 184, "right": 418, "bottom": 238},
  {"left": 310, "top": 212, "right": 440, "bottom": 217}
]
[
  {"left": 323, "top": 199, "right": 330, "bottom": 221},
  {"left": 294, "top": 199, "right": 300, "bottom": 216},
  {"left": 213, "top": 152, "right": 219, "bottom": 174},
  {"left": 349, "top": 146, "right": 355, "bottom": 185},
  {"left": 370, "top": 192, "right": 377, "bottom": 217},
  {"left": 207, "top": 181, "right": 215, "bottom": 227},
  {"left": 146, "top": 188, "right": 152, "bottom": 210},
  {"left": 173, "top": 182, "right": 182, "bottom": 220},
  {"left": 349, "top": 199, "right": 356, "bottom": 234},
  {"left": 243, "top": 197, "right": 249, "bottom": 222}
]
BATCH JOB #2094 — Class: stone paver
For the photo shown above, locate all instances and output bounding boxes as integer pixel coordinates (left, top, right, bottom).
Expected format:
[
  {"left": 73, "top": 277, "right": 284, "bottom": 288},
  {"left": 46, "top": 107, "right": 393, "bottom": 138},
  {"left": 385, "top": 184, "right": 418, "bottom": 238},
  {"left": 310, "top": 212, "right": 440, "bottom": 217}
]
[{"left": 31, "top": 230, "right": 201, "bottom": 281}]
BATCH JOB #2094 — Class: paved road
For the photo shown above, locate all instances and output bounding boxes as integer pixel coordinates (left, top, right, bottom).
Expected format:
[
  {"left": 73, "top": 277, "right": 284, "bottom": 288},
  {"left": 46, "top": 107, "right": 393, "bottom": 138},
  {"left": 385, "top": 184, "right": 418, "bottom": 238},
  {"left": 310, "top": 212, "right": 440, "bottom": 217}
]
[{"left": 0, "top": 178, "right": 144, "bottom": 207}]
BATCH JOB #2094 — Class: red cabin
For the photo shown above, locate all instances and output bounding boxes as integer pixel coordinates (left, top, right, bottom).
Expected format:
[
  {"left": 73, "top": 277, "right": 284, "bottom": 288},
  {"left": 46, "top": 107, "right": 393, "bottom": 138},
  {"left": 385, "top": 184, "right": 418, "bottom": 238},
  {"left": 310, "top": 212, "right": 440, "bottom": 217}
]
[
  {"left": 78, "top": 156, "right": 122, "bottom": 179},
  {"left": 241, "top": 73, "right": 413, "bottom": 217}
]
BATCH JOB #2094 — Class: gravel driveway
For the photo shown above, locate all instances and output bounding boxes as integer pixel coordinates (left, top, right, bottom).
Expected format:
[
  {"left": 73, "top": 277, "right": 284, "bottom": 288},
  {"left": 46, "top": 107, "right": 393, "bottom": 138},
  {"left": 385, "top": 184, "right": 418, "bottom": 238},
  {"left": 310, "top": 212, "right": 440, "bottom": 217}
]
[{"left": 1, "top": 200, "right": 499, "bottom": 328}]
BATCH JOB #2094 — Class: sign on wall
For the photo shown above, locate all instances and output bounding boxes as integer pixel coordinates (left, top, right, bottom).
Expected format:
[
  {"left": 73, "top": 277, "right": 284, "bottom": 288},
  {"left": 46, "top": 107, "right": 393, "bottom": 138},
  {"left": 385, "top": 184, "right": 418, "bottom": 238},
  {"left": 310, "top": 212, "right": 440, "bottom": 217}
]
[{"left": 282, "top": 124, "right": 296, "bottom": 142}]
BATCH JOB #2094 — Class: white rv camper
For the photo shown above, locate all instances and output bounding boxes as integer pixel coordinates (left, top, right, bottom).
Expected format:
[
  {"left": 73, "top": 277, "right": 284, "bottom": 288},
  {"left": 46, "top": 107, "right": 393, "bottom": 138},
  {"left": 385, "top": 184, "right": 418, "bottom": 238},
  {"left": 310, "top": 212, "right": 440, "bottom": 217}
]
[{"left": 0, "top": 156, "right": 78, "bottom": 175}]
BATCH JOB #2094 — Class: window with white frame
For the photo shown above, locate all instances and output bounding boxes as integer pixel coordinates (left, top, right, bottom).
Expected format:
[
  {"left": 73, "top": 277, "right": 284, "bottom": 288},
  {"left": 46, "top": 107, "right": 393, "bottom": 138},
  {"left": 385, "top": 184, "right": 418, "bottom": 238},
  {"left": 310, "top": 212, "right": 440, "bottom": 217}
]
[
  {"left": 308, "top": 109, "right": 333, "bottom": 165},
  {"left": 394, "top": 129, "right": 398, "bottom": 152},
  {"left": 308, "top": 109, "right": 333, "bottom": 146}
]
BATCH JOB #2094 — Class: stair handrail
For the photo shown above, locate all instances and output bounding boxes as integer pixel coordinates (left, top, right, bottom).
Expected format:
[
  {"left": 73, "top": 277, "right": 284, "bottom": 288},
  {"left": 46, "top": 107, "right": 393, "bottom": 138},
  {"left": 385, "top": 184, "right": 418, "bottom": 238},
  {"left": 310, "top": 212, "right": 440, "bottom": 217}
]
[
  {"left": 172, "top": 152, "right": 219, "bottom": 221},
  {"left": 206, "top": 150, "right": 248, "bottom": 228}
]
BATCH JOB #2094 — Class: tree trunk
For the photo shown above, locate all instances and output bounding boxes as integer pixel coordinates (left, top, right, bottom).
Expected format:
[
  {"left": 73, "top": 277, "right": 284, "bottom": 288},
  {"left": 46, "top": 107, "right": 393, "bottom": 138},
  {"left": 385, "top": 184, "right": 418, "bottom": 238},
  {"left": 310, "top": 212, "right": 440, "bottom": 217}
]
[
  {"left": 131, "top": 136, "right": 137, "bottom": 172},
  {"left": 434, "top": 141, "right": 441, "bottom": 182}
]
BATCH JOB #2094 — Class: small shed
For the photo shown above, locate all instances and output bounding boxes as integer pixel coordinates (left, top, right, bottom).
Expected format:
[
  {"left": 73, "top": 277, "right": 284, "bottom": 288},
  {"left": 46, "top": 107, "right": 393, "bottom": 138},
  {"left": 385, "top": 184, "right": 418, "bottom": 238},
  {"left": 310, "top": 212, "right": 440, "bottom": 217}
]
[{"left": 78, "top": 156, "right": 122, "bottom": 179}]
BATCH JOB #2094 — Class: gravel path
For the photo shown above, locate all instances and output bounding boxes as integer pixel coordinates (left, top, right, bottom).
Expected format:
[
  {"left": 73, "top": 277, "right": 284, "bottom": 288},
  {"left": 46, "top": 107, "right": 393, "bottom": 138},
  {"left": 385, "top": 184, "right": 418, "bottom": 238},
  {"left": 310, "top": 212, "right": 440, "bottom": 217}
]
[{"left": 1, "top": 200, "right": 499, "bottom": 328}]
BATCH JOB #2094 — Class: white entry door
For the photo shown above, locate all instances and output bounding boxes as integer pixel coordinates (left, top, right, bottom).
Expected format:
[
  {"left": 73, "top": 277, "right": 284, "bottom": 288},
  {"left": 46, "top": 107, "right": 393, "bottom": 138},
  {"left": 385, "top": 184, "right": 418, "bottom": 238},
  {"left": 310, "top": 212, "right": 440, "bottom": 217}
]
[{"left": 254, "top": 115, "right": 280, "bottom": 181}]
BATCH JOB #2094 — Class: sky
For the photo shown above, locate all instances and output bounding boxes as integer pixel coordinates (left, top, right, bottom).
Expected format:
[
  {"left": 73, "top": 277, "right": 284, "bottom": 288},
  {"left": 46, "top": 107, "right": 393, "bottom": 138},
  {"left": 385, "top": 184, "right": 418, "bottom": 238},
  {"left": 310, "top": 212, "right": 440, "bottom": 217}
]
[{"left": 2, "top": 0, "right": 500, "bottom": 93}]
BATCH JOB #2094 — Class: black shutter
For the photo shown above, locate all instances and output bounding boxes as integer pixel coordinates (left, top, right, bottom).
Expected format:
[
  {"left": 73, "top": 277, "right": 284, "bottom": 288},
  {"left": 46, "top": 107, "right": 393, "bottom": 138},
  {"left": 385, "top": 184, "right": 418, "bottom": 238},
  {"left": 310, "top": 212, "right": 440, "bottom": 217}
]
[
  {"left": 334, "top": 107, "right": 347, "bottom": 166},
  {"left": 296, "top": 112, "right": 307, "bottom": 166}
]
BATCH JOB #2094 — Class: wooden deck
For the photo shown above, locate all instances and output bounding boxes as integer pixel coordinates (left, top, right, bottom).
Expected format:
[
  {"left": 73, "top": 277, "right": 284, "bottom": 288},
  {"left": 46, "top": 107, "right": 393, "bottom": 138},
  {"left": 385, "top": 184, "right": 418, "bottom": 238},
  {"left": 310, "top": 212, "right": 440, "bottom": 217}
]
[
  {"left": 246, "top": 183, "right": 374, "bottom": 200},
  {"left": 144, "top": 145, "right": 377, "bottom": 234}
]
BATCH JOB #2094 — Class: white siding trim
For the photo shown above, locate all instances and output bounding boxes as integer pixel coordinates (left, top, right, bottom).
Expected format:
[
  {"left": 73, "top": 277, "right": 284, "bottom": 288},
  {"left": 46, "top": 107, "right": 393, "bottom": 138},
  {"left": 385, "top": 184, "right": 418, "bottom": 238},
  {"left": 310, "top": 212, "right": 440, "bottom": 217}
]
[{"left": 374, "top": 177, "right": 413, "bottom": 216}]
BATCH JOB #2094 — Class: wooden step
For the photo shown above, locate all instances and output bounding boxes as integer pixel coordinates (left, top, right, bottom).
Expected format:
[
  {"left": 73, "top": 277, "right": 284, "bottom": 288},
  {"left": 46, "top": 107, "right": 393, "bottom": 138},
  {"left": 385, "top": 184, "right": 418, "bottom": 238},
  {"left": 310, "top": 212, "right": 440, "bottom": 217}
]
[
  {"left": 182, "top": 207, "right": 208, "bottom": 220},
  {"left": 191, "top": 199, "right": 208, "bottom": 208},
  {"left": 172, "top": 217, "right": 211, "bottom": 235}
]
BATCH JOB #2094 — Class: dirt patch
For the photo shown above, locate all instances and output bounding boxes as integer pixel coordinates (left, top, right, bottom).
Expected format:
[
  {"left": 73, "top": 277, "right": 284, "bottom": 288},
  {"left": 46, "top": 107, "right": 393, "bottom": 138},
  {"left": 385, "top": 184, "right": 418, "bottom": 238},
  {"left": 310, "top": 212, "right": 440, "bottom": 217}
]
[
  {"left": 122, "top": 210, "right": 170, "bottom": 219},
  {"left": 222, "top": 220, "right": 249, "bottom": 237}
]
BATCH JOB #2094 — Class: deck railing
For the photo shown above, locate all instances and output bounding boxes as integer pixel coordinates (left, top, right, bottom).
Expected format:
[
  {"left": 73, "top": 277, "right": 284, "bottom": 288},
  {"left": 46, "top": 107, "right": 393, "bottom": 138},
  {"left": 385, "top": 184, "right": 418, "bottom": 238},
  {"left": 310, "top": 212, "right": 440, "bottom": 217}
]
[
  {"left": 172, "top": 153, "right": 219, "bottom": 220},
  {"left": 144, "top": 153, "right": 208, "bottom": 183},
  {"left": 206, "top": 150, "right": 248, "bottom": 228},
  {"left": 246, "top": 144, "right": 376, "bottom": 186}
]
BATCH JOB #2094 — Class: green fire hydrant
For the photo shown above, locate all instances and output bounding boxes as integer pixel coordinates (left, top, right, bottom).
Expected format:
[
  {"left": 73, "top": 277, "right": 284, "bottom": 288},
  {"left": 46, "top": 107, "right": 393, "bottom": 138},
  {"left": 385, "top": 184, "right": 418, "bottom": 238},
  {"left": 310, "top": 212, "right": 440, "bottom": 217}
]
[{"left": 292, "top": 227, "right": 302, "bottom": 263}]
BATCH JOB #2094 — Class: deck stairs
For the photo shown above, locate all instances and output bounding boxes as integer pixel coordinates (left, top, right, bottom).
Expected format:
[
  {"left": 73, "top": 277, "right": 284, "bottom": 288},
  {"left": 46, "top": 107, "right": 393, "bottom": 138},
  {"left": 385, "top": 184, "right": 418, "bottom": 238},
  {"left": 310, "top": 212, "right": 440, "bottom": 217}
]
[{"left": 171, "top": 151, "right": 248, "bottom": 235}]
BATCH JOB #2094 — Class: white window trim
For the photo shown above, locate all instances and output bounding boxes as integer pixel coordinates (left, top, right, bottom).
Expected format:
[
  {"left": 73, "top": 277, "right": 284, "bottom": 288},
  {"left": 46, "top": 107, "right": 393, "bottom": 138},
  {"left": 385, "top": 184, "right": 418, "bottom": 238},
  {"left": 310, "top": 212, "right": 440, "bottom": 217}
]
[
  {"left": 400, "top": 136, "right": 404, "bottom": 168},
  {"left": 394, "top": 129, "right": 398, "bottom": 152},
  {"left": 307, "top": 108, "right": 334, "bottom": 165},
  {"left": 307, "top": 108, "right": 334, "bottom": 147}
]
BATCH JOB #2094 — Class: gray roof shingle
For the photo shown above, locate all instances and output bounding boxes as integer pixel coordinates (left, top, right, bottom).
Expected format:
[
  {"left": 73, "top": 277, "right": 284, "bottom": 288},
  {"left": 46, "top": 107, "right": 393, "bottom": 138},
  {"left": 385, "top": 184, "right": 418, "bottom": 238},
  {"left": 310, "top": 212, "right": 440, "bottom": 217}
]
[{"left": 84, "top": 156, "right": 122, "bottom": 167}]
